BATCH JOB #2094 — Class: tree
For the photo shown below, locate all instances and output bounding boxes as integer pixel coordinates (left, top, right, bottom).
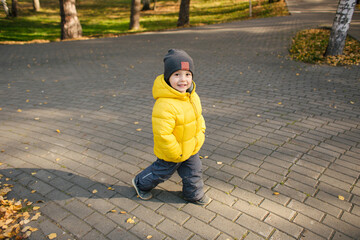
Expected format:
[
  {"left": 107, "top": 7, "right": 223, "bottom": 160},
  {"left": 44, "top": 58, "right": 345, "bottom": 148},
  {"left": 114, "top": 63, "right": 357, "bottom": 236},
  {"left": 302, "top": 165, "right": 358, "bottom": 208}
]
[
  {"left": 325, "top": 0, "right": 357, "bottom": 56},
  {"left": 1, "top": 0, "right": 10, "bottom": 17},
  {"left": 59, "top": 0, "right": 82, "bottom": 40},
  {"left": 33, "top": 0, "right": 40, "bottom": 12},
  {"left": 129, "top": 0, "right": 141, "bottom": 30},
  {"left": 142, "top": 0, "right": 150, "bottom": 11},
  {"left": 11, "top": 0, "right": 17, "bottom": 17},
  {"left": 177, "top": 0, "right": 190, "bottom": 27}
]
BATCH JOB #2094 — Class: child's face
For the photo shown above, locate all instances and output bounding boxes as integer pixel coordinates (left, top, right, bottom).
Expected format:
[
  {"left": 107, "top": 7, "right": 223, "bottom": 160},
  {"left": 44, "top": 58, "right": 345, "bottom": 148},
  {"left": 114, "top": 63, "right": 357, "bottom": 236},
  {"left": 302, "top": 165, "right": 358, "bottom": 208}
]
[{"left": 169, "top": 70, "right": 192, "bottom": 93}]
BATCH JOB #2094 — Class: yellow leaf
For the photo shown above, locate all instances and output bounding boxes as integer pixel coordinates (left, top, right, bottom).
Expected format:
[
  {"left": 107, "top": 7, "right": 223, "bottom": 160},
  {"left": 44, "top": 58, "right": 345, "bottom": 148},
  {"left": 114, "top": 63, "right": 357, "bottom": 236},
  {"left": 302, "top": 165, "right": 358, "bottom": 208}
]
[
  {"left": 0, "top": 150, "right": 4, "bottom": 153},
  {"left": 147, "top": 235, "right": 153, "bottom": 239},
  {"left": 199, "top": 156, "right": 203, "bottom": 159},
  {"left": 55, "top": 158, "right": 60, "bottom": 162},
  {"left": 136, "top": 128, "right": 142, "bottom": 131},
  {"left": 108, "top": 187, "right": 114, "bottom": 191},
  {"left": 31, "top": 190, "right": 36, "bottom": 194},
  {"left": 134, "top": 122, "right": 139, "bottom": 124},
  {"left": 29, "top": 227, "right": 38, "bottom": 232},
  {"left": 338, "top": 195, "right": 345, "bottom": 201},
  {"left": 34, "top": 117, "right": 40, "bottom": 121},
  {"left": 216, "top": 162, "right": 222, "bottom": 165},
  {"left": 56, "top": 129, "right": 61, "bottom": 133},
  {"left": 48, "top": 233, "right": 57, "bottom": 239},
  {"left": 110, "top": 210, "right": 116, "bottom": 213},
  {"left": 204, "top": 156, "right": 208, "bottom": 159},
  {"left": 278, "top": 102, "right": 282, "bottom": 105},
  {"left": 17, "top": 109, "right": 22, "bottom": 112},
  {"left": 26, "top": 99, "right": 30, "bottom": 103},
  {"left": 33, "top": 206, "right": 40, "bottom": 210},
  {"left": 350, "top": 101, "right": 355, "bottom": 104},
  {"left": 31, "top": 212, "right": 41, "bottom": 221},
  {"left": 126, "top": 218, "right": 135, "bottom": 224},
  {"left": 120, "top": 211, "right": 126, "bottom": 214},
  {"left": 26, "top": 90, "right": 30, "bottom": 92},
  {"left": 0, "top": 108, "right": 2, "bottom": 111},
  {"left": 273, "top": 192, "right": 280, "bottom": 195},
  {"left": 92, "top": 189, "right": 98, "bottom": 194},
  {"left": 31, "top": 172, "right": 37, "bottom": 175}
]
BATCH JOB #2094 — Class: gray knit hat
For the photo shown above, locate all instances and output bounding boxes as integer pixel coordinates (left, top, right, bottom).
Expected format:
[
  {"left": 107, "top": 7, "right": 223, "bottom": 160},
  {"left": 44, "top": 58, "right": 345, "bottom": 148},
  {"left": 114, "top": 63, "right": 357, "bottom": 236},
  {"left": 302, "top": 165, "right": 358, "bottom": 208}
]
[{"left": 163, "top": 49, "right": 194, "bottom": 82}]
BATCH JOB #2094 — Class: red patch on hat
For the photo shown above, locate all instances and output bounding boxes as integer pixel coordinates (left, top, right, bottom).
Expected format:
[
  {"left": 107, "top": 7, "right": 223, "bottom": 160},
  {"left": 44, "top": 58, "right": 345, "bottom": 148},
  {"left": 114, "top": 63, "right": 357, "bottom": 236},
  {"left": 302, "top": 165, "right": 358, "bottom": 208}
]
[{"left": 181, "top": 62, "right": 190, "bottom": 70}]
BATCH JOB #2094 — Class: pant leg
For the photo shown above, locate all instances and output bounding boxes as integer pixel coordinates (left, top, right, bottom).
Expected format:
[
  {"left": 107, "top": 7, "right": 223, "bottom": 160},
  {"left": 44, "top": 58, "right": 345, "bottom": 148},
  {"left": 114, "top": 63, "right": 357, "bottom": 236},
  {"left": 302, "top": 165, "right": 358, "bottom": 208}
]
[
  {"left": 135, "top": 158, "right": 180, "bottom": 191},
  {"left": 177, "top": 153, "right": 204, "bottom": 201}
]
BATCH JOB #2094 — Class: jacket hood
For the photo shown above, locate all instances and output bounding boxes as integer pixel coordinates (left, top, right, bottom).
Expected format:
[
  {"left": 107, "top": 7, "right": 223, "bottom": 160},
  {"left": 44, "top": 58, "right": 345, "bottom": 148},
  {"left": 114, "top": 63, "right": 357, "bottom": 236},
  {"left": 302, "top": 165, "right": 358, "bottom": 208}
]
[{"left": 153, "top": 74, "right": 195, "bottom": 100}]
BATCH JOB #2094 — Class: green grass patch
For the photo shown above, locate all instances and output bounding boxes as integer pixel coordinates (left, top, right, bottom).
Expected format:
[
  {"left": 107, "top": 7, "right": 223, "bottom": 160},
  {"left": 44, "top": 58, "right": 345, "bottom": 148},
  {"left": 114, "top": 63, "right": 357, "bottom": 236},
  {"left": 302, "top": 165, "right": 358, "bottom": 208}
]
[
  {"left": 0, "top": 0, "right": 288, "bottom": 43},
  {"left": 290, "top": 28, "right": 360, "bottom": 66}
]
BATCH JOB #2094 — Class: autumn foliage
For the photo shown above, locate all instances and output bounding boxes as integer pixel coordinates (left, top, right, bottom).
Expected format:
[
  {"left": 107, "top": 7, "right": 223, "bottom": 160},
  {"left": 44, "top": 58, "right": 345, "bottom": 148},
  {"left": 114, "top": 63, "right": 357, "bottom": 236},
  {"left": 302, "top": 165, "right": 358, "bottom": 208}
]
[
  {"left": 0, "top": 175, "right": 40, "bottom": 239},
  {"left": 290, "top": 28, "right": 360, "bottom": 66}
]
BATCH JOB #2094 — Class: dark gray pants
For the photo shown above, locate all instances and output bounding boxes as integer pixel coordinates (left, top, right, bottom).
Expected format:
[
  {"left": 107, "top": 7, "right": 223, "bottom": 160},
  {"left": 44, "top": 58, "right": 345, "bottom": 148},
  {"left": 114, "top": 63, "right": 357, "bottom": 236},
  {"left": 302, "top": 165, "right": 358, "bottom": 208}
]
[{"left": 134, "top": 153, "right": 204, "bottom": 201}]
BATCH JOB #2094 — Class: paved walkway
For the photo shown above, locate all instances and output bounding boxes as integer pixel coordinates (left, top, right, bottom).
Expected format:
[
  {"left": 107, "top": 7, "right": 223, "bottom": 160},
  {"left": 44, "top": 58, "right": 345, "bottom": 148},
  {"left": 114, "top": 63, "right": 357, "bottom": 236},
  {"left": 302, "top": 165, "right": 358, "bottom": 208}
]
[{"left": 0, "top": 0, "right": 360, "bottom": 239}]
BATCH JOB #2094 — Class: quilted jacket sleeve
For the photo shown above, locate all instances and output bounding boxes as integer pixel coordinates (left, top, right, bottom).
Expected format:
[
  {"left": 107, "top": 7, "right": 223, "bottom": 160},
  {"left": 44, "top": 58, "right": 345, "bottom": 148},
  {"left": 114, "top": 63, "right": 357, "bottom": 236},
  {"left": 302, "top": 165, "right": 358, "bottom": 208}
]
[{"left": 152, "top": 101, "right": 182, "bottom": 161}]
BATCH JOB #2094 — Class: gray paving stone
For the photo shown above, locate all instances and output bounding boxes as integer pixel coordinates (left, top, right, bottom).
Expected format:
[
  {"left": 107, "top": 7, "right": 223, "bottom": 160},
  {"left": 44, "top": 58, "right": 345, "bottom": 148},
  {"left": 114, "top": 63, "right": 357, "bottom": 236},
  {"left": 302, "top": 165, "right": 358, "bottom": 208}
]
[
  {"left": 293, "top": 213, "right": 333, "bottom": 238},
  {"left": 322, "top": 215, "right": 360, "bottom": 239},
  {"left": 181, "top": 203, "right": 216, "bottom": 223},
  {"left": 237, "top": 214, "right": 274, "bottom": 238},
  {"left": 183, "top": 217, "right": 221, "bottom": 240},
  {"left": 210, "top": 215, "right": 247, "bottom": 239},
  {"left": 157, "top": 219, "right": 193, "bottom": 240},
  {"left": 264, "top": 214, "right": 303, "bottom": 238}
]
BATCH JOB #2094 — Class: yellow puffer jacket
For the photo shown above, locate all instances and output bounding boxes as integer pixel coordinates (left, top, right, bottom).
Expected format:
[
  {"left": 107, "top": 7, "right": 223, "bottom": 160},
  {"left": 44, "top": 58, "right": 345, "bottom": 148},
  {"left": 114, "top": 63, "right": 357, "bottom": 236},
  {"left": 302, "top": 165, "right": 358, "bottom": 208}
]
[{"left": 152, "top": 74, "right": 206, "bottom": 163}]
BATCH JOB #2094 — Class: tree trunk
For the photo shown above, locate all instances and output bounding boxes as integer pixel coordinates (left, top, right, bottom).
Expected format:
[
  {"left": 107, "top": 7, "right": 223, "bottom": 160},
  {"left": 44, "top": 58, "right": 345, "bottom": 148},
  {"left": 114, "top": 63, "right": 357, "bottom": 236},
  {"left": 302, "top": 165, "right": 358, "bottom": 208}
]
[
  {"left": 177, "top": 0, "right": 190, "bottom": 27},
  {"left": 1, "top": 0, "right": 10, "bottom": 17},
  {"left": 11, "top": 0, "right": 17, "bottom": 17},
  {"left": 325, "top": 0, "right": 356, "bottom": 56},
  {"left": 129, "top": 0, "right": 141, "bottom": 30},
  {"left": 142, "top": 0, "right": 150, "bottom": 11},
  {"left": 59, "top": 0, "right": 82, "bottom": 40},
  {"left": 33, "top": 0, "right": 41, "bottom": 11},
  {"left": 153, "top": 0, "right": 157, "bottom": 10}
]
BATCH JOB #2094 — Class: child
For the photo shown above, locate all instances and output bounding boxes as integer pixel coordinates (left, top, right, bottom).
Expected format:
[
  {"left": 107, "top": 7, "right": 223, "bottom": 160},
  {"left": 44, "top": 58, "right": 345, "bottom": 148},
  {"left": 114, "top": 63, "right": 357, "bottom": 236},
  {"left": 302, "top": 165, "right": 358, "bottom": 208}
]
[{"left": 132, "top": 49, "right": 210, "bottom": 205}]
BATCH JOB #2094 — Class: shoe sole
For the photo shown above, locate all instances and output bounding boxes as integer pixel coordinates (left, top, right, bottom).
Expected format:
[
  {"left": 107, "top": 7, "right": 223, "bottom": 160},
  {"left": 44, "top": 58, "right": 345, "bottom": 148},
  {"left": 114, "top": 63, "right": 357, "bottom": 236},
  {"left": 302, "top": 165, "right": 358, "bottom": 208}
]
[{"left": 132, "top": 178, "right": 152, "bottom": 200}]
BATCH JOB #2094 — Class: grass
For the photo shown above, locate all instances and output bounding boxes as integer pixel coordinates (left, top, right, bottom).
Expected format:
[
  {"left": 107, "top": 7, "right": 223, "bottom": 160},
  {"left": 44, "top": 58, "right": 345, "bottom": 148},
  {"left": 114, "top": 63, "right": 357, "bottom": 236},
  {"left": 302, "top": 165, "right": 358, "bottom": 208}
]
[
  {"left": 289, "top": 28, "right": 360, "bottom": 66},
  {"left": 0, "top": 0, "right": 288, "bottom": 43}
]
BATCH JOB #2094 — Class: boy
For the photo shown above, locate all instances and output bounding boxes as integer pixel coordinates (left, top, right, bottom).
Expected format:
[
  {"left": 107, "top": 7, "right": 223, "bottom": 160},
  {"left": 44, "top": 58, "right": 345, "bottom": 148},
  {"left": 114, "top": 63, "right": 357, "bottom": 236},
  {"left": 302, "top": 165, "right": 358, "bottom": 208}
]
[{"left": 132, "top": 49, "right": 210, "bottom": 205}]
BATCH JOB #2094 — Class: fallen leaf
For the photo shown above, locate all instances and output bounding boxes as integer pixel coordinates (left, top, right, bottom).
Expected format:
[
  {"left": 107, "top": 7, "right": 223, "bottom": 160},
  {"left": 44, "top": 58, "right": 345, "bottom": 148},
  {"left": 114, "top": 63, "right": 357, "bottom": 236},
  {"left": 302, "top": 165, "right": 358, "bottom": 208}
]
[
  {"left": 56, "top": 129, "right": 61, "bottom": 133},
  {"left": 278, "top": 102, "right": 282, "bottom": 105},
  {"left": 0, "top": 108, "right": 2, "bottom": 111},
  {"left": 134, "top": 122, "right": 139, "bottom": 124},
  {"left": 108, "top": 187, "right": 114, "bottom": 191},
  {"left": 199, "top": 156, "right": 203, "bottom": 159},
  {"left": 55, "top": 158, "right": 60, "bottom": 162},
  {"left": 31, "top": 172, "right": 37, "bottom": 175},
  {"left": 338, "top": 195, "right": 345, "bottom": 201},
  {"left": 26, "top": 99, "right": 30, "bottom": 103},
  {"left": 136, "top": 128, "right": 142, "bottom": 131},
  {"left": 33, "top": 206, "right": 40, "bottom": 211},
  {"left": 147, "top": 235, "right": 153, "bottom": 239},
  {"left": 120, "top": 211, "right": 126, "bottom": 214},
  {"left": 126, "top": 218, "right": 135, "bottom": 224},
  {"left": 110, "top": 210, "right": 116, "bottom": 213},
  {"left": 350, "top": 101, "right": 355, "bottom": 104},
  {"left": 31, "top": 212, "right": 41, "bottom": 221},
  {"left": 47, "top": 233, "right": 57, "bottom": 239},
  {"left": 92, "top": 189, "right": 98, "bottom": 194},
  {"left": 34, "top": 117, "right": 40, "bottom": 121},
  {"left": 216, "top": 162, "right": 222, "bottom": 165},
  {"left": 204, "top": 156, "right": 208, "bottom": 159},
  {"left": 273, "top": 192, "right": 280, "bottom": 195},
  {"left": 31, "top": 190, "right": 36, "bottom": 194},
  {"left": 17, "top": 109, "right": 22, "bottom": 112}
]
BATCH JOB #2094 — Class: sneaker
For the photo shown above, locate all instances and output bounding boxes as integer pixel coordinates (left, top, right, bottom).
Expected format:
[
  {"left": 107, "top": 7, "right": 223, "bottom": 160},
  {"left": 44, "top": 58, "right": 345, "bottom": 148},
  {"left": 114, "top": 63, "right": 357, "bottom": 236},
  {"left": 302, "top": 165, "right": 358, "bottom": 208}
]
[
  {"left": 186, "top": 195, "right": 211, "bottom": 205},
  {"left": 132, "top": 178, "right": 153, "bottom": 200}
]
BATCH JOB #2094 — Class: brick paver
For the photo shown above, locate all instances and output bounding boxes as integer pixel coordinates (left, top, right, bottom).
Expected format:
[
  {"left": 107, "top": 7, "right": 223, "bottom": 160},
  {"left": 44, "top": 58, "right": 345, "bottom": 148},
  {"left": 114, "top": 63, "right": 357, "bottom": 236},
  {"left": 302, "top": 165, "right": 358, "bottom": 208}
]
[{"left": 1, "top": 0, "right": 360, "bottom": 239}]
